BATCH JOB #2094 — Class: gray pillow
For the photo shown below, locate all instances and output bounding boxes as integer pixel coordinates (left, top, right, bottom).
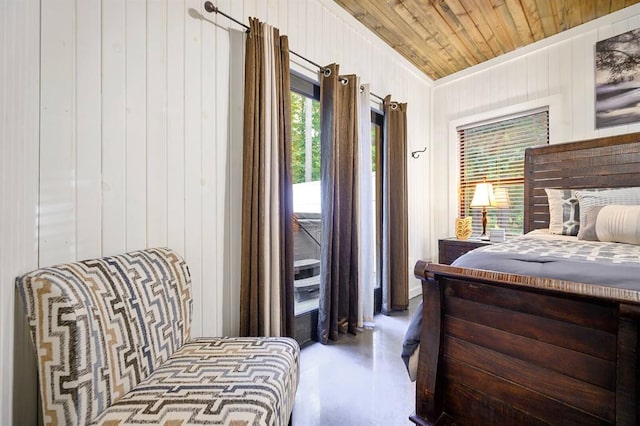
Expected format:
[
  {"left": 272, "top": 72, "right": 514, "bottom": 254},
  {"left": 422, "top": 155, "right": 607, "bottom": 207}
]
[
  {"left": 575, "top": 187, "right": 640, "bottom": 239},
  {"left": 577, "top": 205, "right": 604, "bottom": 241}
]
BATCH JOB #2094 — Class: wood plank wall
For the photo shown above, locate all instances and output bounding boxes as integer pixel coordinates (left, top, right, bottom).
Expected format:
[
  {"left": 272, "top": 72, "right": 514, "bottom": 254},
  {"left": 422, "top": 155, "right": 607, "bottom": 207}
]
[
  {"left": 0, "top": 1, "right": 40, "bottom": 425},
  {"left": 1, "top": 1, "right": 431, "bottom": 423},
  {"left": 431, "top": 4, "right": 640, "bottom": 257}
]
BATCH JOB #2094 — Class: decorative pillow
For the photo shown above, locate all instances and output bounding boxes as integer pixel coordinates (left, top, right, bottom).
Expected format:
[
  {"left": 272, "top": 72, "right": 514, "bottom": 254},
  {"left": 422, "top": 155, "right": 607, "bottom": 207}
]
[
  {"left": 575, "top": 187, "right": 640, "bottom": 239},
  {"left": 579, "top": 205, "right": 640, "bottom": 244},
  {"left": 545, "top": 188, "right": 580, "bottom": 236},
  {"left": 578, "top": 205, "right": 604, "bottom": 241}
]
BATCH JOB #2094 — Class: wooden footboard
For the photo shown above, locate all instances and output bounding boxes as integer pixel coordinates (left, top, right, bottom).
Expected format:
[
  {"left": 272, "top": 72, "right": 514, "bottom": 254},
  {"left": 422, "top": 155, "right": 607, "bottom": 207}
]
[{"left": 411, "top": 260, "right": 640, "bottom": 426}]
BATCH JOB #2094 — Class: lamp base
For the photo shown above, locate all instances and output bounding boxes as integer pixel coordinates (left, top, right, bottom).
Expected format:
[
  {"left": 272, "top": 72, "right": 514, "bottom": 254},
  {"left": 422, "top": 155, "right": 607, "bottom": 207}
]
[
  {"left": 478, "top": 233, "right": 490, "bottom": 241},
  {"left": 481, "top": 207, "right": 488, "bottom": 240}
]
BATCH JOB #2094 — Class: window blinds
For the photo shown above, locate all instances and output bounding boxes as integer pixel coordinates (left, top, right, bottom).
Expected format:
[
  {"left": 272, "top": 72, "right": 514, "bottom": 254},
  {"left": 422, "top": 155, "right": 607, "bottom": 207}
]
[{"left": 458, "top": 109, "right": 549, "bottom": 236}]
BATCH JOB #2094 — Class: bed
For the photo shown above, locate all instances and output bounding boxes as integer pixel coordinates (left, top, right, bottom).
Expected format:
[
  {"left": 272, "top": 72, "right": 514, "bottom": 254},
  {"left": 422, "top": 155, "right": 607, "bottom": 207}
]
[{"left": 409, "top": 132, "right": 640, "bottom": 425}]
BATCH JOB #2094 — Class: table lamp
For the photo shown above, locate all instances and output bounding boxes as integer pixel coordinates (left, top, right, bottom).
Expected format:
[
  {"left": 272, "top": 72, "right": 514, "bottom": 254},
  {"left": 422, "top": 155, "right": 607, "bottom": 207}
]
[
  {"left": 493, "top": 187, "right": 511, "bottom": 209},
  {"left": 470, "top": 181, "right": 497, "bottom": 240}
]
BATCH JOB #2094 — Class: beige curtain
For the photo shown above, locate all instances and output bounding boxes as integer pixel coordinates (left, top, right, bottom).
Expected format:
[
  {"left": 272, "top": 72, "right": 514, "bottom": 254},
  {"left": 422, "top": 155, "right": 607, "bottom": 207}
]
[
  {"left": 382, "top": 96, "right": 409, "bottom": 313},
  {"left": 240, "top": 18, "right": 294, "bottom": 338},
  {"left": 357, "top": 84, "right": 375, "bottom": 327},
  {"left": 318, "top": 64, "right": 359, "bottom": 344}
]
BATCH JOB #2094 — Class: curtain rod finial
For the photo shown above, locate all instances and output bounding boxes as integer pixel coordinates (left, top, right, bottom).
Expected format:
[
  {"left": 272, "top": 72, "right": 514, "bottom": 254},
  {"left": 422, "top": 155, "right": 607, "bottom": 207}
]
[{"left": 204, "top": 1, "right": 217, "bottom": 13}]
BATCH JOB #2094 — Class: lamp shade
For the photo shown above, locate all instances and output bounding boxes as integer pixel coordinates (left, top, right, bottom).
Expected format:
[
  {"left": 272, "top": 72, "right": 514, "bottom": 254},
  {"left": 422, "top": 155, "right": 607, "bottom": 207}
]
[
  {"left": 493, "top": 186, "right": 511, "bottom": 209},
  {"left": 470, "top": 182, "right": 497, "bottom": 208}
]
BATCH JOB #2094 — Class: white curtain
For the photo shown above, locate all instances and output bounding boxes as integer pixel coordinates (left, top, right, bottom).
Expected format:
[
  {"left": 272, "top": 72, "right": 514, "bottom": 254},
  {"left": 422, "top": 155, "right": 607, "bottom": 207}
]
[
  {"left": 262, "top": 23, "right": 281, "bottom": 335},
  {"left": 357, "top": 83, "right": 375, "bottom": 327}
]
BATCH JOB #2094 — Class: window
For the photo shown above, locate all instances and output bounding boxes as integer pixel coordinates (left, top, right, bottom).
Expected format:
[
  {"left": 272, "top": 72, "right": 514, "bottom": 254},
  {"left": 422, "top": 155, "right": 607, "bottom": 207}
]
[
  {"left": 290, "top": 73, "right": 322, "bottom": 317},
  {"left": 458, "top": 108, "right": 549, "bottom": 236},
  {"left": 291, "top": 76, "right": 321, "bottom": 184},
  {"left": 371, "top": 109, "right": 383, "bottom": 313}
]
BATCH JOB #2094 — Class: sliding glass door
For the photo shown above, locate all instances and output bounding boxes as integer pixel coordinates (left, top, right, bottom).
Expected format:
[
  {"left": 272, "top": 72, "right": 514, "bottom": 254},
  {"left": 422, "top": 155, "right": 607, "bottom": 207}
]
[
  {"left": 290, "top": 72, "right": 384, "bottom": 344},
  {"left": 290, "top": 74, "right": 322, "bottom": 319},
  {"left": 371, "top": 109, "right": 383, "bottom": 314}
]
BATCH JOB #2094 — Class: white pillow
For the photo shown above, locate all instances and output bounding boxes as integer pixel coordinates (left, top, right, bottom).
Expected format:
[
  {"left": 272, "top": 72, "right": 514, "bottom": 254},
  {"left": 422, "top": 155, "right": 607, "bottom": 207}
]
[
  {"left": 580, "top": 205, "right": 640, "bottom": 244},
  {"left": 575, "top": 187, "right": 640, "bottom": 239}
]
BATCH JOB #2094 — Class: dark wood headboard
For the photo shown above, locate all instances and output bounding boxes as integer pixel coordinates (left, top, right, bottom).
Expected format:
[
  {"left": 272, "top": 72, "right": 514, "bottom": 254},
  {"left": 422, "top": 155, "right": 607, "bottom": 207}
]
[{"left": 524, "top": 132, "right": 640, "bottom": 233}]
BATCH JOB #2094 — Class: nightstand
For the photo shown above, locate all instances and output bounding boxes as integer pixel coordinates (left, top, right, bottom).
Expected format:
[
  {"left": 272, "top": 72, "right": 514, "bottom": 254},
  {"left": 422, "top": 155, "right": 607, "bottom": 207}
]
[{"left": 438, "top": 238, "right": 494, "bottom": 265}]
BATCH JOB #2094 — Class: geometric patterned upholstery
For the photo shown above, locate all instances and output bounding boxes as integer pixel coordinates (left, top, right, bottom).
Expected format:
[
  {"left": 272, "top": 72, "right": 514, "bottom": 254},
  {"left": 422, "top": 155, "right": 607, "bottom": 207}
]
[
  {"left": 16, "top": 248, "right": 299, "bottom": 426},
  {"left": 91, "top": 338, "right": 299, "bottom": 425}
]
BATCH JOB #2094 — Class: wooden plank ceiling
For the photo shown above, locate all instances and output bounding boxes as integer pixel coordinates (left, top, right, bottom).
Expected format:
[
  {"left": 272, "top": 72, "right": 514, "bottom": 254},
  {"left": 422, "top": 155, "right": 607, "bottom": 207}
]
[{"left": 334, "top": 0, "right": 640, "bottom": 80}]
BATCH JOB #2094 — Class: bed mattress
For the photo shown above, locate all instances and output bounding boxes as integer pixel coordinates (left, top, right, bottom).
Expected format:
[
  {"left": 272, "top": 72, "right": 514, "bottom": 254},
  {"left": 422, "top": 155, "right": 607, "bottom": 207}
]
[{"left": 453, "top": 229, "right": 640, "bottom": 289}]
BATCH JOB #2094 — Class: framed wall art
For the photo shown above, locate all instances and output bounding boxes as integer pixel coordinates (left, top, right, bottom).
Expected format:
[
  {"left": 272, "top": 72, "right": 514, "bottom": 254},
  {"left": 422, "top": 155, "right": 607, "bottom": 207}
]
[{"left": 595, "top": 28, "right": 640, "bottom": 128}]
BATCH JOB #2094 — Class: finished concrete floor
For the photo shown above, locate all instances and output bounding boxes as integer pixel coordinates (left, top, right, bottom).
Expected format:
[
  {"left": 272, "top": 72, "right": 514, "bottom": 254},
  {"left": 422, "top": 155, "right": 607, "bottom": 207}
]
[{"left": 292, "top": 298, "right": 419, "bottom": 426}]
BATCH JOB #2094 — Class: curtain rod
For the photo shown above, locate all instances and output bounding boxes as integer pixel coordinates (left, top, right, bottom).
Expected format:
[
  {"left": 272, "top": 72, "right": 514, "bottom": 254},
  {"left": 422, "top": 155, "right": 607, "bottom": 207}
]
[
  {"left": 203, "top": 1, "right": 387, "bottom": 104},
  {"left": 367, "top": 90, "right": 385, "bottom": 103}
]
